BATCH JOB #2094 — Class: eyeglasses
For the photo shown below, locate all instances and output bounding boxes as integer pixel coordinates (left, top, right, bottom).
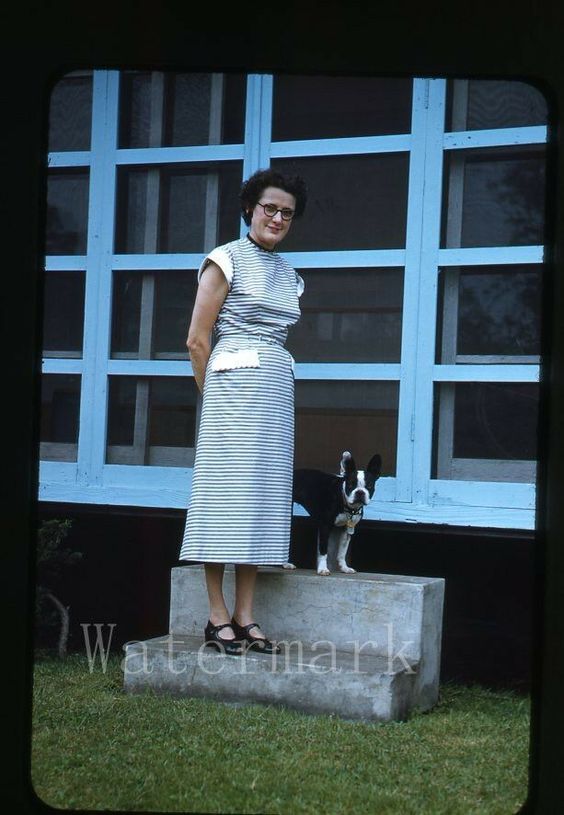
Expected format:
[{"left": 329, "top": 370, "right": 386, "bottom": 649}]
[{"left": 256, "top": 201, "right": 295, "bottom": 221}]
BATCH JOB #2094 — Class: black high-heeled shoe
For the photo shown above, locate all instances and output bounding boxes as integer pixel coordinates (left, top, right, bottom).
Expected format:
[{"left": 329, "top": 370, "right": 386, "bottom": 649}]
[
  {"left": 203, "top": 620, "right": 242, "bottom": 655},
  {"left": 231, "top": 617, "right": 281, "bottom": 654}
]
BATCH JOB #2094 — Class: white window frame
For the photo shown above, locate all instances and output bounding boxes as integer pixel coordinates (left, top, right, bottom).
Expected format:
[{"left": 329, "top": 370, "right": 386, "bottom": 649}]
[{"left": 40, "top": 71, "right": 546, "bottom": 529}]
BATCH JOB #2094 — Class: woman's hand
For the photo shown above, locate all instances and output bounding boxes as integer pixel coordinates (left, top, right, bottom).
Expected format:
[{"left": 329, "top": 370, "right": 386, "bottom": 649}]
[{"left": 186, "top": 262, "right": 229, "bottom": 393}]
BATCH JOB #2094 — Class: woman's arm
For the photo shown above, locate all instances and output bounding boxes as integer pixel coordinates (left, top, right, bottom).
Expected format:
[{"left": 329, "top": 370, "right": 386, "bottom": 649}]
[{"left": 186, "top": 262, "right": 229, "bottom": 393}]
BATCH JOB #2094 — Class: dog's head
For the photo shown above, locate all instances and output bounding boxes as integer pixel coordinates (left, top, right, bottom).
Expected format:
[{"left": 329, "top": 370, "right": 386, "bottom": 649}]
[{"left": 340, "top": 451, "right": 382, "bottom": 508}]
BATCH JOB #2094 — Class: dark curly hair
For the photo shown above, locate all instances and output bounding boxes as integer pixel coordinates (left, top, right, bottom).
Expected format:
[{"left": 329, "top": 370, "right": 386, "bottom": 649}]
[{"left": 240, "top": 168, "right": 307, "bottom": 226}]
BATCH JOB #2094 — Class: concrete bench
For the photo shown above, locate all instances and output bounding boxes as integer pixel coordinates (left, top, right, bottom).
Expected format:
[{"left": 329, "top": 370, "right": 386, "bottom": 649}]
[{"left": 123, "top": 565, "right": 445, "bottom": 723}]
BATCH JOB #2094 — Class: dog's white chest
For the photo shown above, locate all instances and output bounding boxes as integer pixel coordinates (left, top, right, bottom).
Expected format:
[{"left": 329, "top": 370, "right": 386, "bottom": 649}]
[{"left": 335, "top": 512, "right": 361, "bottom": 533}]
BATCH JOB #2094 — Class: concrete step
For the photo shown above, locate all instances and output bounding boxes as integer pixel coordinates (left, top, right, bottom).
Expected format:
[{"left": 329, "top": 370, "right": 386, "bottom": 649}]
[
  {"left": 123, "top": 633, "right": 418, "bottom": 722},
  {"left": 169, "top": 565, "right": 445, "bottom": 712}
]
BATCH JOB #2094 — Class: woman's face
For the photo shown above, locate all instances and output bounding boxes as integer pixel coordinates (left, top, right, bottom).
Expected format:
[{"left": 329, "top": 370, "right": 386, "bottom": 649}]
[{"left": 248, "top": 186, "right": 297, "bottom": 250}]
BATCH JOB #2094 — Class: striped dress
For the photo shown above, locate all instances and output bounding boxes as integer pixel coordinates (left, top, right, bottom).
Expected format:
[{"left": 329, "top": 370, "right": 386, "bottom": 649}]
[{"left": 179, "top": 235, "right": 304, "bottom": 565}]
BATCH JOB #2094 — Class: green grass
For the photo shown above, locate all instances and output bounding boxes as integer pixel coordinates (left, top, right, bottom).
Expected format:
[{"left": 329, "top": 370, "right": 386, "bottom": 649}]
[{"left": 30, "top": 652, "right": 530, "bottom": 814}]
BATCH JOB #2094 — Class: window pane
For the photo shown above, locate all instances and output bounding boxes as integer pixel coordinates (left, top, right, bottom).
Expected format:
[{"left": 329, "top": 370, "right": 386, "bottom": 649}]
[
  {"left": 42, "top": 272, "right": 85, "bottom": 355},
  {"left": 287, "top": 268, "right": 403, "bottom": 363},
  {"left": 111, "top": 271, "right": 197, "bottom": 357},
  {"left": 433, "top": 382, "right": 539, "bottom": 482},
  {"left": 272, "top": 155, "right": 409, "bottom": 251},
  {"left": 111, "top": 273, "right": 142, "bottom": 355},
  {"left": 46, "top": 170, "right": 89, "bottom": 254},
  {"left": 114, "top": 162, "right": 242, "bottom": 253},
  {"left": 40, "top": 374, "right": 81, "bottom": 446},
  {"left": 48, "top": 72, "right": 93, "bottom": 151},
  {"left": 153, "top": 273, "right": 197, "bottom": 354},
  {"left": 437, "top": 266, "right": 542, "bottom": 361},
  {"left": 295, "top": 381, "right": 398, "bottom": 475},
  {"left": 149, "top": 379, "right": 197, "bottom": 446},
  {"left": 446, "top": 79, "right": 548, "bottom": 131},
  {"left": 107, "top": 376, "right": 136, "bottom": 445},
  {"left": 118, "top": 71, "right": 246, "bottom": 148},
  {"left": 272, "top": 75, "right": 413, "bottom": 141},
  {"left": 106, "top": 376, "right": 198, "bottom": 466},
  {"left": 441, "top": 147, "right": 546, "bottom": 248}
]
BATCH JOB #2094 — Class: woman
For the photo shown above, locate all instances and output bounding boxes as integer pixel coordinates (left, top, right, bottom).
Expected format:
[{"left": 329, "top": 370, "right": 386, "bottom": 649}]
[{"left": 179, "top": 168, "right": 307, "bottom": 656}]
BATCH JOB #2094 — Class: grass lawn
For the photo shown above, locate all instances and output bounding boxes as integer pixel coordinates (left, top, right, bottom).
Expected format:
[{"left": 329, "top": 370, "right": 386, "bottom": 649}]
[{"left": 30, "top": 651, "right": 530, "bottom": 814}]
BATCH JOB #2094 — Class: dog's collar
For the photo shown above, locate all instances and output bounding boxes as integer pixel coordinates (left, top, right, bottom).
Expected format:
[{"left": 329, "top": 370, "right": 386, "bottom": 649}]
[{"left": 342, "top": 495, "right": 364, "bottom": 519}]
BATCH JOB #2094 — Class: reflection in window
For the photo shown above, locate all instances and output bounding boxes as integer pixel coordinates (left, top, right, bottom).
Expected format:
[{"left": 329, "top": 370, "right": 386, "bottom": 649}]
[
  {"left": 42, "top": 272, "right": 85, "bottom": 356},
  {"left": 441, "top": 147, "right": 546, "bottom": 248},
  {"left": 111, "top": 271, "right": 197, "bottom": 358},
  {"left": 114, "top": 162, "right": 242, "bottom": 253},
  {"left": 433, "top": 382, "right": 539, "bottom": 482},
  {"left": 287, "top": 268, "right": 403, "bottom": 363},
  {"left": 436, "top": 266, "right": 542, "bottom": 361},
  {"left": 272, "top": 154, "right": 409, "bottom": 251},
  {"left": 40, "top": 374, "right": 81, "bottom": 461},
  {"left": 272, "top": 75, "right": 413, "bottom": 141},
  {"left": 106, "top": 376, "right": 198, "bottom": 466},
  {"left": 295, "top": 381, "right": 398, "bottom": 475},
  {"left": 46, "top": 170, "right": 90, "bottom": 254},
  {"left": 118, "top": 71, "right": 246, "bottom": 148},
  {"left": 446, "top": 79, "right": 548, "bottom": 131},
  {"left": 48, "top": 72, "right": 93, "bottom": 152}
]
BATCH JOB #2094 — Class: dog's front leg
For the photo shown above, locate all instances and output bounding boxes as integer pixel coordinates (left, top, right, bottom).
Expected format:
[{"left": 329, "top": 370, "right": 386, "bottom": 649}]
[
  {"left": 317, "top": 525, "right": 332, "bottom": 575},
  {"left": 336, "top": 530, "right": 356, "bottom": 573}
]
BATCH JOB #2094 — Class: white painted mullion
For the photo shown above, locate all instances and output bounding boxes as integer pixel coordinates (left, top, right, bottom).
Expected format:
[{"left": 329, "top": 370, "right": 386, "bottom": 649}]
[
  {"left": 45, "top": 257, "right": 87, "bottom": 271},
  {"left": 257, "top": 74, "right": 273, "bottom": 169},
  {"left": 439, "top": 245, "right": 544, "bottom": 266},
  {"left": 411, "top": 79, "right": 447, "bottom": 505},
  {"left": 77, "top": 70, "right": 120, "bottom": 486},
  {"left": 443, "top": 125, "right": 547, "bottom": 150},
  {"left": 115, "top": 144, "right": 243, "bottom": 164},
  {"left": 270, "top": 133, "right": 412, "bottom": 158},
  {"left": 48, "top": 151, "right": 91, "bottom": 167},
  {"left": 394, "top": 78, "right": 428, "bottom": 502},
  {"left": 241, "top": 74, "right": 273, "bottom": 238},
  {"left": 433, "top": 364, "right": 539, "bottom": 382},
  {"left": 241, "top": 74, "right": 263, "bottom": 220}
]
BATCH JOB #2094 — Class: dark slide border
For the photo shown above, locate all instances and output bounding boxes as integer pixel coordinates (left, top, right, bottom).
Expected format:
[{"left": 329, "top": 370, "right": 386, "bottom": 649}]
[{"left": 2, "top": 2, "right": 563, "bottom": 812}]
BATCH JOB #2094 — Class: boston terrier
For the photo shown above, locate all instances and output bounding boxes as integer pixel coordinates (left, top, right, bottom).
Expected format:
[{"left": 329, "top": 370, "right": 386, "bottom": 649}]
[{"left": 287, "top": 451, "right": 382, "bottom": 576}]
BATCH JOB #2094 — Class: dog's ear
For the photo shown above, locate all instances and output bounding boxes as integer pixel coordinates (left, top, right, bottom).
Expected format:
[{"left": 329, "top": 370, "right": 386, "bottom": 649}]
[
  {"left": 340, "top": 450, "right": 356, "bottom": 475},
  {"left": 366, "top": 454, "right": 382, "bottom": 478}
]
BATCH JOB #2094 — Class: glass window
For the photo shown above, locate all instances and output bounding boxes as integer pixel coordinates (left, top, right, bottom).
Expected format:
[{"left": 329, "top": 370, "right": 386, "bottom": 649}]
[
  {"left": 46, "top": 170, "right": 90, "bottom": 254},
  {"left": 441, "top": 147, "right": 546, "bottom": 248},
  {"left": 154, "top": 272, "right": 198, "bottom": 354},
  {"left": 106, "top": 376, "right": 199, "bottom": 466},
  {"left": 42, "top": 272, "right": 85, "bottom": 356},
  {"left": 295, "top": 381, "right": 398, "bottom": 475},
  {"left": 118, "top": 71, "right": 246, "bottom": 148},
  {"left": 111, "top": 270, "right": 197, "bottom": 358},
  {"left": 48, "top": 72, "right": 93, "bottom": 152},
  {"left": 272, "top": 75, "right": 413, "bottom": 141},
  {"left": 271, "top": 154, "right": 409, "bottom": 251},
  {"left": 114, "top": 162, "right": 242, "bottom": 253},
  {"left": 287, "top": 268, "right": 403, "bottom": 363},
  {"left": 446, "top": 79, "right": 548, "bottom": 131},
  {"left": 436, "top": 265, "right": 542, "bottom": 362},
  {"left": 433, "top": 382, "right": 539, "bottom": 482},
  {"left": 40, "top": 374, "right": 81, "bottom": 461}
]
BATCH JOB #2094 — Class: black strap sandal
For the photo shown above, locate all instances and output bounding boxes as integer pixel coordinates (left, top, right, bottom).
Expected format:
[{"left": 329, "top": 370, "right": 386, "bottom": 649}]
[
  {"left": 231, "top": 617, "right": 281, "bottom": 654},
  {"left": 203, "top": 620, "right": 242, "bottom": 655}
]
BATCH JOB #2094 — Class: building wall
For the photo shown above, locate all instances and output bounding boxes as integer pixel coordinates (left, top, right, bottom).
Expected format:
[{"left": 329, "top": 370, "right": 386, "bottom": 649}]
[{"left": 41, "top": 71, "right": 548, "bottom": 530}]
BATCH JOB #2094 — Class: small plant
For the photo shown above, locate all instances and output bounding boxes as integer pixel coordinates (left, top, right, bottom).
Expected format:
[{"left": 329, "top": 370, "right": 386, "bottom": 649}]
[{"left": 35, "top": 519, "right": 82, "bottom": 658}]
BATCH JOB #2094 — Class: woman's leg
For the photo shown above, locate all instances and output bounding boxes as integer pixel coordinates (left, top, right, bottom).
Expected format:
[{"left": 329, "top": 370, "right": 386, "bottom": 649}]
[
  {"left": 233, "top": 564, "right": 266, "bottom": 640},
  {"left": 204, "top": 563, "right": 236, "bottom": 639}
]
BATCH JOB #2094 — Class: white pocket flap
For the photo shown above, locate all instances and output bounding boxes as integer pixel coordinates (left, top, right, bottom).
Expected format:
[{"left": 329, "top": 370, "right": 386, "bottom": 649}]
[{"left": 210, "top": 349, "right": 261, "bottom": 371}]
